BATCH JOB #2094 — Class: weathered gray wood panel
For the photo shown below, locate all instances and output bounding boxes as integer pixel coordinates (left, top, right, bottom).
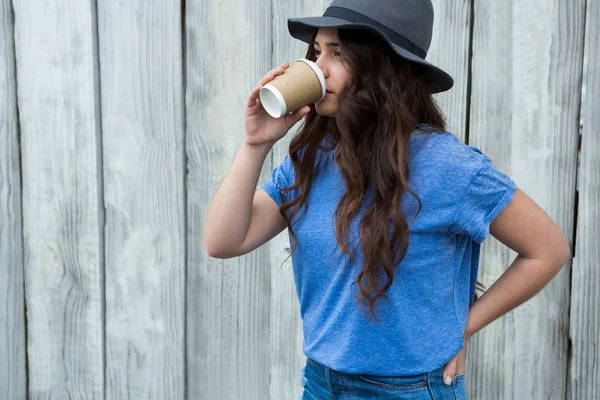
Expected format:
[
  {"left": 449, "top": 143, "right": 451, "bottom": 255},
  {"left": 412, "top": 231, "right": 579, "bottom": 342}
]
[
  {"left": 13, "top": 0, "right": 105, "bottom": 397},
  {"left": 569, "top": 1, "right": 599, "bottom": 398},
  {"left": 0, "top": 0, "right": 26, "bottom": 398},
  {"left": 429, "top": 0, "right": 471, "bottom": 139},
  {"left": 467, "top": 0, "right": 584, "bottom": 398},
  {"left": 97, "top": 1, "right": 186, "bottom": 398},
  {"left": 187, "top": 0, "right": 273, "bottom": 398},
  {"left": 5, "top": 0, "right": 593, "bottom": 398},
  {"left": 268, "top": 3, "right": 329, "bottom": 398}
]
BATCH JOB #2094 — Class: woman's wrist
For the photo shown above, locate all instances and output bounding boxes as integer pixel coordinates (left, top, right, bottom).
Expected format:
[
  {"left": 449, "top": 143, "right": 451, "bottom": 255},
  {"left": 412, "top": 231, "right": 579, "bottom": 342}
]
[
  {"left": 241, "top": 138, "right": 274, "bottom": 155},
  {"left": 464, "top": 312, "right": 480, "bottom": 340}
]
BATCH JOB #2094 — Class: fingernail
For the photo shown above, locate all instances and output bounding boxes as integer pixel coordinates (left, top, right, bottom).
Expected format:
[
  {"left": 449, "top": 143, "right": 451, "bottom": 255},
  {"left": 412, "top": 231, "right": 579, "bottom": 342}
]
[{"left": 444, "top": 376, "right": 452, "bottom": 385}]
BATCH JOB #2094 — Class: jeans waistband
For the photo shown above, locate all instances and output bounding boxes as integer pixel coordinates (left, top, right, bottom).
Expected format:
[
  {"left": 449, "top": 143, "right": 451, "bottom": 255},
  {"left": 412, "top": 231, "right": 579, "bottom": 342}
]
[
  {"left": 306, "top": 357, "right": 445, "bottom": 380},
  {"left": 307, "top": 357, "right": 331, "bottom": 376}
]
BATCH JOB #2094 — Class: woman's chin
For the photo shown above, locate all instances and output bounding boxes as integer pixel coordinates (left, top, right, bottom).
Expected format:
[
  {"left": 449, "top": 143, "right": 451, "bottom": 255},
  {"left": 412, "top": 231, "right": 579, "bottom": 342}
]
[{"left": 315, "top": 103, "right": 338, "bottom": 117}]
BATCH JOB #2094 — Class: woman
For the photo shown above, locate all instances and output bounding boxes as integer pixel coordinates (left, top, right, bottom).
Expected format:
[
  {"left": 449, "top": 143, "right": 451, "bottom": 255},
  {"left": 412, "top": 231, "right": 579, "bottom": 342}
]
[{"left": 204, "top": 0, "right": 571, "bottom": 398}]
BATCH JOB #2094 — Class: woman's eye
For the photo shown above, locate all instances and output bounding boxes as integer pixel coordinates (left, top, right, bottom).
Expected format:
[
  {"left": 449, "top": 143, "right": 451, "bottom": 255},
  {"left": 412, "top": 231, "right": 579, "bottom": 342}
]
[{"left": 312, "top": 49, "right": 341, "bottom": 58}]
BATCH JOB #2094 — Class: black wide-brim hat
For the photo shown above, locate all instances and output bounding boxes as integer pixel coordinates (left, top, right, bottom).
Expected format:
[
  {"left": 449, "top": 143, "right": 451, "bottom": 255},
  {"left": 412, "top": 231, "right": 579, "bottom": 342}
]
[{"left": 288, "top": 0, "right": 454, "bottom": 93}]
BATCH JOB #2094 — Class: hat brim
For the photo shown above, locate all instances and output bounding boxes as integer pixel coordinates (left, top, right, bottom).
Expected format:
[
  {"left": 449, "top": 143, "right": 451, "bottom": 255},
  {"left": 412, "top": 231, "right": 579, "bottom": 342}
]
[{"left": 288, "top": 16, "right": 454, "bottom": 93}]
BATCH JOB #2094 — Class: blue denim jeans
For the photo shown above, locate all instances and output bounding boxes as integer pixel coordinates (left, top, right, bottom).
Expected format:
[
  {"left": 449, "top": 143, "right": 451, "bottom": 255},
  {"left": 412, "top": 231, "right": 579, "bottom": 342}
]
[{"left": 299, "top": 358, "right": 467, "bottom": 399}]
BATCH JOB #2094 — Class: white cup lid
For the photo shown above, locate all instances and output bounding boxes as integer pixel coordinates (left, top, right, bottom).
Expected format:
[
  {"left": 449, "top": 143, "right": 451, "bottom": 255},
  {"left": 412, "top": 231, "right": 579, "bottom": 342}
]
[{"left": 260, "top": 84, "right": 287, "bottom": 118}]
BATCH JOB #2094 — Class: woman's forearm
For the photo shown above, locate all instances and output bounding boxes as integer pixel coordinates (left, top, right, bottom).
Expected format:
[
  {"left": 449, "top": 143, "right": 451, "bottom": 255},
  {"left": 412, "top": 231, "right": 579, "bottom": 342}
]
[
  {"left": 465, "top": 254, "right": 567, "bottom": 339},
  {"left": 204, "top": 140, "right": 272, "bottom": 256}
]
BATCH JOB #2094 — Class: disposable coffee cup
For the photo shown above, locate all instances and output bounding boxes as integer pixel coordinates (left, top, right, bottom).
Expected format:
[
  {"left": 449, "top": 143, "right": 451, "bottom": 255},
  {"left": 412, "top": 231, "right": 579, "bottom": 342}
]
[{"left": 259, "top": 58, "right": 326, "bottom": 119}]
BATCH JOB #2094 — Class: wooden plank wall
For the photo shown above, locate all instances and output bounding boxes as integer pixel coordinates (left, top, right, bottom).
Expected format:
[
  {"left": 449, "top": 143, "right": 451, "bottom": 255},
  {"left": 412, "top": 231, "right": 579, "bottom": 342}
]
[
  {"left": 428, "top": 0, "right": 472, "bottom": 140},
  {"left": 97, "top": 1, "right": 186, "bottom": 398},
  {"left": 0, "top": 0, "right": 26, "bottom": 398},
  {"left": 467, "top": 0, "right": 585, "bottom": 398},
  {"left": 569, "top": 1, "right": 599, "bottom": 398},
  {"left": 187, "top": 0, "right": 272, "bottom": 398},
  {"left": 13, "top": 0, "right": 105, "bottom": 398},
  {"left": 1, "top": 0, "right": 597, "bottom": 399}
]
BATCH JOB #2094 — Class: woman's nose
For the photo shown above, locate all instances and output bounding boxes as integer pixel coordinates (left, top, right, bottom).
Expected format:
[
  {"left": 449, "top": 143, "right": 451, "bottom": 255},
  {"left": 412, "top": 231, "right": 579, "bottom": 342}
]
[{"left": 315, "top": 58, "right": 328, "bottom": 78}]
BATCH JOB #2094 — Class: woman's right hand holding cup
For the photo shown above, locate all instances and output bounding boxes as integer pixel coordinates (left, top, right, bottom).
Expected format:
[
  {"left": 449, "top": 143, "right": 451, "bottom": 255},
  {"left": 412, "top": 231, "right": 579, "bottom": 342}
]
[{"left": 244, "top": 61, "right": 311, "bottom": 150}]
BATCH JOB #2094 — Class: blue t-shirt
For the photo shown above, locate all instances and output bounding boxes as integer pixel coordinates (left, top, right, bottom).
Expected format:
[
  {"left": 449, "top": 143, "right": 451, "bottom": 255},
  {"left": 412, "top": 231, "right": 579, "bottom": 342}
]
[{"left": 260, "top": 130, "right": 517, "bottom": 375}]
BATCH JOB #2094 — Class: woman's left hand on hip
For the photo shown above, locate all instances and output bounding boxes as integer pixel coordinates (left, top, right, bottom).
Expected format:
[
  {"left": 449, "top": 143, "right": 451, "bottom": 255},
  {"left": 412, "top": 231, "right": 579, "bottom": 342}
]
[{"left": 442, "top": 335, "right": 468, "bottom": 385}]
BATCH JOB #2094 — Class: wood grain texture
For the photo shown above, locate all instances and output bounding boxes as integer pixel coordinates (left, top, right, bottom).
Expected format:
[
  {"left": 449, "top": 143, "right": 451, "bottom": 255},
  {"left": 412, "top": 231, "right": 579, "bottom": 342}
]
[
  {"left": 569, "top": 1, "right": 599, "bottom": 398},
  {"left": 186, "top": 0, "right": 272, "bottom": 398},
  {"left": 0, "top": 0, "right": 26, "bottom": 398},
  {"left": 467, "top": 0, "right": 584, "bottom": 398},
  {"left": 97, "top": 1, "right": 185, "bottom": 398},
  {"left": 13, "top": 0, "right": 104, "bottom": 397},
  {"left": 429, "top": 0, "right": 471, "bottom": 140},
  {"left": 268, "top": 3, "right": 329, "bottom": 398}
]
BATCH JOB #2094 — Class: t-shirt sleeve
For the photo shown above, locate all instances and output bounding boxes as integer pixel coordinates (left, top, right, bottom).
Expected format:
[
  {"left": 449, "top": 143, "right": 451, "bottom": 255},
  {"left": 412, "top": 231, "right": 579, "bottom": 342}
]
[
  {"left": 260, "top": 152, "right": 295, "bottom": 207},
  {"left": 449, "top": 158, "right": 518, "bottom": 243}
]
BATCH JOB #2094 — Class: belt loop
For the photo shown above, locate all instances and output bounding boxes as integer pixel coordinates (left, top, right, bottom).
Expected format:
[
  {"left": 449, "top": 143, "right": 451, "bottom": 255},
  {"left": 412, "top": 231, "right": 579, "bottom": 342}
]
[
  {"left": 325, "top": 364, "right": 335, "bottom": 398},
  {"left": 427, "top": 370, "right": 437, "bottom": 400}
]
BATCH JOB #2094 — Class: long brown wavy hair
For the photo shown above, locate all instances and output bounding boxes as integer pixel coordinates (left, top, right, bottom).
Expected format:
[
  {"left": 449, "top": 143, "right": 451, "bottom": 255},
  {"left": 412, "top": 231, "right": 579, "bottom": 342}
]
[{"left": 277, "top": 29, "right": 480, "bottom": 321}]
